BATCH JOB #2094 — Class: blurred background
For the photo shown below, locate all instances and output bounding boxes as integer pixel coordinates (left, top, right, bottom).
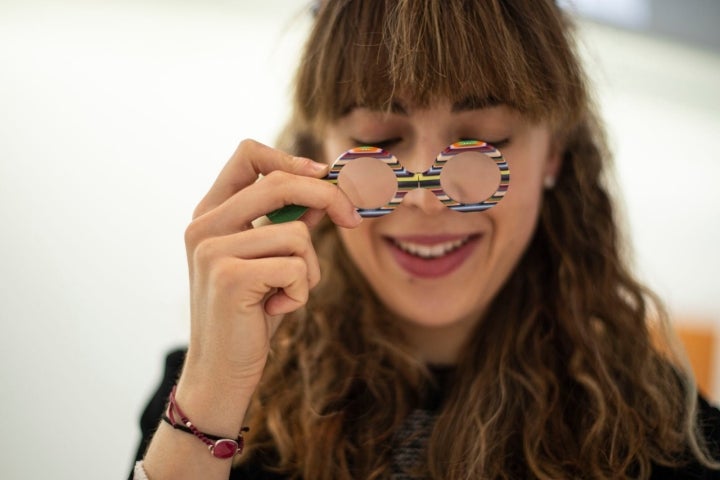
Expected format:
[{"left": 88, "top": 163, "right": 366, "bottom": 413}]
[{"left": 1, "top": 0, "right": 718, "bottom": 478}]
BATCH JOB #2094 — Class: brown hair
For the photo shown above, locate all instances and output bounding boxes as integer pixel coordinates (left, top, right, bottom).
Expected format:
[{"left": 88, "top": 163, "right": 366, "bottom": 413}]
[{"left": 240, "top": 1, "right": 716, "bottom": 478}]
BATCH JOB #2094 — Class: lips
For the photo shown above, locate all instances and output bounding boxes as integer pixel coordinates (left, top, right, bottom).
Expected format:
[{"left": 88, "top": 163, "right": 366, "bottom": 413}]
[
  {"left": 392, "top": 236, "right": 472, "bottom": 258},
  {"left": 385, "top": 234, "right": 481, "bottom": 278}
]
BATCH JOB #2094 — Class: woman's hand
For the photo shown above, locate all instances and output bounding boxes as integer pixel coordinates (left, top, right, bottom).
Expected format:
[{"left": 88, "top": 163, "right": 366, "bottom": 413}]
[
  {"left": 143, "top": 139, "right": 360, "bottom": 479},
  {"left": 178, "top": 139, "right": 360, "bottom": 428}
]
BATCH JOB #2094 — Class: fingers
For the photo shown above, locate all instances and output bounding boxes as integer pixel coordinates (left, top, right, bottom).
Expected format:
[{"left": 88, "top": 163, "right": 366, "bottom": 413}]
[
  {"left": 193, "top": 139, "right": 329, "bottom": 219},
  {"left": 208, "top": 256, "right": 312, "bottom": 317},
  {"left": 254, "top": 257, "right": 312, "bottom": 317},
  {"left": 191, "top": 138, "right": 361, "bottom": 237},
  {"left": 191, "top": 221, "right": 322, "bottom": 290},
  {"left": 193, "top": 170, "right": 361, "bottom": 240},
  {"left": 180, "top": 140, "right": 337, "bottom": 400},
  {"left": 187, "top": 222, "right": 317, "bottom": 369}
]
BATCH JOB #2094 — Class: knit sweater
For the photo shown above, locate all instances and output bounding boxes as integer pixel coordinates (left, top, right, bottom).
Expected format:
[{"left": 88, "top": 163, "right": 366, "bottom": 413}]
[{"left": 130, "top": 348, "right": 720, "bottom": 479}]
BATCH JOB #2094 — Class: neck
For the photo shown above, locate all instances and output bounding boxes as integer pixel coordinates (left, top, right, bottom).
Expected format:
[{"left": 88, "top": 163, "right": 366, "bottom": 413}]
[{"left": 398, "top": 318, "right": 475, "bottom": 366}]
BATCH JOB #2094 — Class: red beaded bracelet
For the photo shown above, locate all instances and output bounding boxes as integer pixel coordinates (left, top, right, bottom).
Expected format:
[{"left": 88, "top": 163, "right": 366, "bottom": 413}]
[{"left": 164, "top": 386, "right": 250, "bottom": 459}]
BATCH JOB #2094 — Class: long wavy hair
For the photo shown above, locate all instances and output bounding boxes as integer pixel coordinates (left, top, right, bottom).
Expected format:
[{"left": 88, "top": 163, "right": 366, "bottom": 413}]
[{"left": 238, "top": 1, "right": 715, "bottom": 478}]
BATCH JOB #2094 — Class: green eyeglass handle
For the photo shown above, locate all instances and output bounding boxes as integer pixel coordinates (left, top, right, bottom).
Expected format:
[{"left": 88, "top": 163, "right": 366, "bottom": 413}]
[{"left": 266, "top": 204, "right": 309, "bottom": 223}]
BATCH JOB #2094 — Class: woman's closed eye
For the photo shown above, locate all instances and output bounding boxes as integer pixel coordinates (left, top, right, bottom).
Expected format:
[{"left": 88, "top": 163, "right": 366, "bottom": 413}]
[
  {"left": 486, "top": 138, "right": 510, "bottom": 149},
  {"left": 351, "top": 137, "right": 402, "bottom": 150},
  {"left": 459, "top": 137, "right": 510, "bottom": 149},
  {"left": 349, "top": 137, "right": 509, "bottom": 151}
]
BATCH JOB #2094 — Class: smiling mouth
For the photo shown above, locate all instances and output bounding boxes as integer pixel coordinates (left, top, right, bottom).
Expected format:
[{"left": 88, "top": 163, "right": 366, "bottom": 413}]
[{"left": 391, "top": 235, "right": 475, "bottom": 259}]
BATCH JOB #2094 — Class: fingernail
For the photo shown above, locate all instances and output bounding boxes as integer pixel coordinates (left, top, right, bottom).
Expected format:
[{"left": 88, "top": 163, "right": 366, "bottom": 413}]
[
  {"left": 309, "top": 161, "right": 328, "bottom": 173},
  {"left": 295, "top": 156, "right": 327, "bottom": 173},
  {"left": 352, "top": 210, "right": 363, "bottom": 224}
]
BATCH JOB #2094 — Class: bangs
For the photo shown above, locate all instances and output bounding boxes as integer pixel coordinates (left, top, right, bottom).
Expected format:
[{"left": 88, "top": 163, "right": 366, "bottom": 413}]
[{"left": 295, "top": 0, "right": 585, "bottom": 131}]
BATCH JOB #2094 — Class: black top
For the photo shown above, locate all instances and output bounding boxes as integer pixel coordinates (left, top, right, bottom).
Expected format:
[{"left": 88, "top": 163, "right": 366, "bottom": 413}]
[{"left": 130, "top": 348, "right": 720, "bottom": 479}]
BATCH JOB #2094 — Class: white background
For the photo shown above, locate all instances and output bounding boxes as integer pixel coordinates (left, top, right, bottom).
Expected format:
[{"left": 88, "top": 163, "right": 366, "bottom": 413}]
[{"left": 1, "top": 1, "right": 718, "bottom": 478}]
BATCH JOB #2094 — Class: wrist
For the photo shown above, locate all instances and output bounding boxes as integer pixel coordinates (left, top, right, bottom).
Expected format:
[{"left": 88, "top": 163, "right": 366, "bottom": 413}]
[
  {"left": 183, "top": 345, "right": 268, "bottom": 390},
  {"left": 164, "top": 385, "right": 250, "bottom": 459},
  {"left": 173, "top": 376, "right": 255, "bottom": 439}
]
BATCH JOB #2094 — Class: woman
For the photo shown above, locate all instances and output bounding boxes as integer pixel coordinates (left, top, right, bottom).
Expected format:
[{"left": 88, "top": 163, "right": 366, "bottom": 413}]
[{"left": 132, "top": 1, "right": 720, "bottom": 478}]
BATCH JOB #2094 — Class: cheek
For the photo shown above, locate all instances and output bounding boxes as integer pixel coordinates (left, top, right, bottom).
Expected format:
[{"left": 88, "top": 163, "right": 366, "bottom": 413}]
[
  {"left": 489, "top": 154, "right": 547, "bottom": 250},
  {"left": 502, "top": 136, "right": 551, "bottom": 209},
  {"left": 337, "top": 223, "right": 374, "bottom": 268},
  {"left": 503, "top": 162, "right": 544, "bottom": 215}
]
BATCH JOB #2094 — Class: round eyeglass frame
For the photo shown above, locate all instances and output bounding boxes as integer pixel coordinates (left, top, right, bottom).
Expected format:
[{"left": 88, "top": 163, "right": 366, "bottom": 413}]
[
  {"left": 266, "top": 139, "right": 510, "bottom": 223},
  {"left": 328, "top": 139, "right": 509, "bottom": 217}
]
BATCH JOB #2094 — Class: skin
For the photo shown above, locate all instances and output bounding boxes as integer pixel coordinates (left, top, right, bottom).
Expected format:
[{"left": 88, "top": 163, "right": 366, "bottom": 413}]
[
  {"left": 325, "top": 99, "right": 561, "bottom": 364},
  {"left": 142, "top": 99, "right": 560, "bottom": 478},
  {"left": 143, "top": 140, "right": 361, "bottom": 479}
]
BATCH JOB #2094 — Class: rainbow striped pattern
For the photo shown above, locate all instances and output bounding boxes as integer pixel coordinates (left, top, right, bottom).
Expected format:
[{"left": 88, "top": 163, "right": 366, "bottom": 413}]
[{"left": 327, "top": 140, "right": 510, "bottom": 217}]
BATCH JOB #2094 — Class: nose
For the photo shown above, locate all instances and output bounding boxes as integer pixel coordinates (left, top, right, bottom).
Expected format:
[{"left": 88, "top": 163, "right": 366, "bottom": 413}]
[
  {"left": 400, "top": 149, "right": 436, "bottom": 174},
  {"left": 399, "top": 182, "right": 446, "bottom": 215},
  {"left": 395, "top": 141, "right": 449, "bottom": 215}
]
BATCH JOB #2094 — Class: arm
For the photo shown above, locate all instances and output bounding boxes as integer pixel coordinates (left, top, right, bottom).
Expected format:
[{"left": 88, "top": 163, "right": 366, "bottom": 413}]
[{"left": 138, "top": 140, "right": 361, "bottom": 480}]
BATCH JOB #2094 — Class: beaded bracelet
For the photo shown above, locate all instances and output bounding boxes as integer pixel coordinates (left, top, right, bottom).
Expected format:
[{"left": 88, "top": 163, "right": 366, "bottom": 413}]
[{"left": 164, "top": 385, "right": 250, "bottom": 459}]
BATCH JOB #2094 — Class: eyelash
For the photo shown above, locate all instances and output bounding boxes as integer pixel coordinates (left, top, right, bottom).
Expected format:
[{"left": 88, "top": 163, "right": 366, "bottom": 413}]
[
  {"left": 351, "top": 137, "right": 402, "bottom": 150},
  {"left": 479, "top": 138, "right": 510, "bottom": 149}
]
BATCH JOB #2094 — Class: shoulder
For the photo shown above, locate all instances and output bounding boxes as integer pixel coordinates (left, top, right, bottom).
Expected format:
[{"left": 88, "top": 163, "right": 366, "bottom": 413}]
[
  {"left": 131, "top": 348, "right": 187, "bottom": 467},
  {"left": 230, "top": 450, "right": 289, "bottom": 480},
  {"left": 698, "top": 396, "right": 720, "bottom": 447},
  {"left": 139, "top": 348, "right": 186, "bottom": 430},
  {"left": 650, "top": 395, "right": 720, "bottom": 479}
]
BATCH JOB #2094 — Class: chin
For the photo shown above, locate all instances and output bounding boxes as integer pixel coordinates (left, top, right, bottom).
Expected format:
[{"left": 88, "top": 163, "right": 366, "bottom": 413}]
[{"left": 392, "top": 302, "right": 481, "bottom": 330}]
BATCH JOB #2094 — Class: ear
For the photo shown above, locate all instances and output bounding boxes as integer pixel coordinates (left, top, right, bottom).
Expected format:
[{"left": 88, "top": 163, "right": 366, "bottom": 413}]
[{"left": 542, "top": 136, "right": 564, "bottom": 187}]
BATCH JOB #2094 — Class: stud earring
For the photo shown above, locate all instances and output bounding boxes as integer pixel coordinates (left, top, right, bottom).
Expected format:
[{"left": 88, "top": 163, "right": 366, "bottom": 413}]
[{"left": 543, "top": 175, "right": 556, "bottom": 190}]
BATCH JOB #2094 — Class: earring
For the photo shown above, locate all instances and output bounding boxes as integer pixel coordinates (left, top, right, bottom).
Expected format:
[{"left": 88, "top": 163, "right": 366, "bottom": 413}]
[{"left": 543, "top": 175, "right": 556, "bottom": 190}]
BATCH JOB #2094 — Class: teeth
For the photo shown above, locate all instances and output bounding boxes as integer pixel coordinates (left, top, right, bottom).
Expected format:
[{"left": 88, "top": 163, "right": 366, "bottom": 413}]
[{"left": 393, "top": 237, "right": 471, "bottom": 259}]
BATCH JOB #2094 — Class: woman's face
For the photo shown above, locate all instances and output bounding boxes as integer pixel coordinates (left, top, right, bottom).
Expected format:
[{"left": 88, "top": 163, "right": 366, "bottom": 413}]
[{"left": 323, "top": 99, "right": 560, "bottom": 361}]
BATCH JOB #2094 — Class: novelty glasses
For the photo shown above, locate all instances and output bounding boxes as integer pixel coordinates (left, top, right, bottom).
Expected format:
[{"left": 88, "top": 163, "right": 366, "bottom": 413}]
[{"left": 267, "top": 139, "right": 510, "bottom": 223}]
